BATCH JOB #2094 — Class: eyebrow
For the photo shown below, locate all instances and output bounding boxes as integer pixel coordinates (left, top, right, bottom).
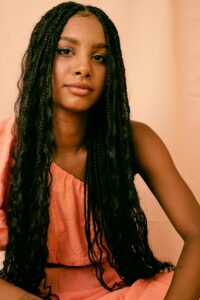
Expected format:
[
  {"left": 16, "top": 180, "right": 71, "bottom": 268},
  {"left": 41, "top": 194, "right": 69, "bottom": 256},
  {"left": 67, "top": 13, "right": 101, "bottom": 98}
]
[{"left": 59, "top": 36, "right": 107, "bottom": 49}]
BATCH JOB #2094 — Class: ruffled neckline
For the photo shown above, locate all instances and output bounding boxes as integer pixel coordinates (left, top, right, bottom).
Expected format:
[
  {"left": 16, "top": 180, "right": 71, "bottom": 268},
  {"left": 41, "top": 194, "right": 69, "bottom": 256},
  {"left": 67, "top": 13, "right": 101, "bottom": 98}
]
[{"left": 51, "top": 161, "right": 84, "bottom": 186}]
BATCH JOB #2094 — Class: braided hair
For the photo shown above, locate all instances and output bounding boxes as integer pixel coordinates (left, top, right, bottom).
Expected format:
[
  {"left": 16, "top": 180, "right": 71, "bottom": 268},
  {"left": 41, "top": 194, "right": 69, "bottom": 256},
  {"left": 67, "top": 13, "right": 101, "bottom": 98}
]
[{"left": 0, "top": 1, "right": 174, "bottom": 297}]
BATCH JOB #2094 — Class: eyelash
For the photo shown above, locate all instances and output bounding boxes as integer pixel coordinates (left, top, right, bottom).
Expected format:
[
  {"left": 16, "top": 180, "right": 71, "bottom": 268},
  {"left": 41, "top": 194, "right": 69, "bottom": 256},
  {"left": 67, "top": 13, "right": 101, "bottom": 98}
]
[
  {"left": 56, "top": 48, "right": 73, "bottom": 56},
  {"left": 92, "top": 54, "right": 106, "bottom": 63},
  {"left": 56, "top": 48, "right": 106, "bottom": 64}
]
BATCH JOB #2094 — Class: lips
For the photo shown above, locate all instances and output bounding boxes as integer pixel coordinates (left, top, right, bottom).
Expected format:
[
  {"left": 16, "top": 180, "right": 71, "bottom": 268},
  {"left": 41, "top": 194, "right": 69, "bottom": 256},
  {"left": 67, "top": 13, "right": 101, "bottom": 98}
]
[{"left": 65, "top": 82, "right": 94, "bottom": 96}]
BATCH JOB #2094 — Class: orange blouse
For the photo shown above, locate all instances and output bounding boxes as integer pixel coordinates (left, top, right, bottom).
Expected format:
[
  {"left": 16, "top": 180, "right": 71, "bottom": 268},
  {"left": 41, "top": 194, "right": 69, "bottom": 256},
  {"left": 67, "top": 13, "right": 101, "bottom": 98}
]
[{"left": 0, "top": 116, "right": 174, "bottom": 300}]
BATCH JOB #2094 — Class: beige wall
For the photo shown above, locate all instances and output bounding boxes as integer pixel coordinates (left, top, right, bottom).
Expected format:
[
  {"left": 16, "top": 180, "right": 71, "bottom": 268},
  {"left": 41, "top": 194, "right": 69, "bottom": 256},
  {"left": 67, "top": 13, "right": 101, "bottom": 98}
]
[{"left": 0, "top": 0, "right": 199, "bottom": 267}]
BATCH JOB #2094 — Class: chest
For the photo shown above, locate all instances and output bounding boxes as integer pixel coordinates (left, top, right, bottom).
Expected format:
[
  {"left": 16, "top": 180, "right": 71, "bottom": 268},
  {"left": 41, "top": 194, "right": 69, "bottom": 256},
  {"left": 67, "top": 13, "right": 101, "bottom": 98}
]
[{"left": 53, "top": 150, "right": 86, "bottom": 182}]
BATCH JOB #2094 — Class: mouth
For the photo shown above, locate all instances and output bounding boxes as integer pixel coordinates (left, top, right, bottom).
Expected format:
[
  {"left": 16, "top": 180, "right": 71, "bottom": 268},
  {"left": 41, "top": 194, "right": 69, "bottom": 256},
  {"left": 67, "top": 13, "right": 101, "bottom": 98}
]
[{"left": 65, "top": 82, "right": 94, "bottom": 96}]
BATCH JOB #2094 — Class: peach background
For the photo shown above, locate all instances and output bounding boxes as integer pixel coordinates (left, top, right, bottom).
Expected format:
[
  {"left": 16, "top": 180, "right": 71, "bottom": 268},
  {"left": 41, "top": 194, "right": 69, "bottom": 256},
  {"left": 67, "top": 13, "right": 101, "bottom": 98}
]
[{"left": 0, "top": 0, "right": 199, "bottom": 268}]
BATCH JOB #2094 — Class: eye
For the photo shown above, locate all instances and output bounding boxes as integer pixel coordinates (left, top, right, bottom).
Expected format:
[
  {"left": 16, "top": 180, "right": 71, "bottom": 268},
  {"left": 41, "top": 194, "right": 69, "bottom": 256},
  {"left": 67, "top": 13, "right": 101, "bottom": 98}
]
[
  {"left": 56, "top": 48, "right": 73, "bottom": 56},
  {"left": 93, "top": 53, "right": 106, "bottom": 63}
]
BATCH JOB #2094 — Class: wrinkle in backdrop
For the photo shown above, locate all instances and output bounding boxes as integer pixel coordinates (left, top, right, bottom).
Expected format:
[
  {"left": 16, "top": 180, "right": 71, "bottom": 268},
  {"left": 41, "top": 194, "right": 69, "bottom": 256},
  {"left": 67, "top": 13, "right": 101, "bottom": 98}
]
[{"left": 0, "top": 0, "right": 199, "bottom": 267}]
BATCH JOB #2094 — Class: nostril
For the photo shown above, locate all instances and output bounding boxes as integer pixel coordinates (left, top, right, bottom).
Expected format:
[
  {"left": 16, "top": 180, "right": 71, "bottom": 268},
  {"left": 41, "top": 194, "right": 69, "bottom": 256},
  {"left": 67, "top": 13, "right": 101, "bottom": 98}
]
[{"left": 74, "top": 71, "right": 90, "bottom": 78}]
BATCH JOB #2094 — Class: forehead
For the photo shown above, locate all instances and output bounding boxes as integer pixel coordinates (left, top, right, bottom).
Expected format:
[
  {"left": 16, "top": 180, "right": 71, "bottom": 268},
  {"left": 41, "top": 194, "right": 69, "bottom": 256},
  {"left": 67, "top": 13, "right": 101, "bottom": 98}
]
[{"left": 60, "top": 14, "right": 106, "bottom": 43}]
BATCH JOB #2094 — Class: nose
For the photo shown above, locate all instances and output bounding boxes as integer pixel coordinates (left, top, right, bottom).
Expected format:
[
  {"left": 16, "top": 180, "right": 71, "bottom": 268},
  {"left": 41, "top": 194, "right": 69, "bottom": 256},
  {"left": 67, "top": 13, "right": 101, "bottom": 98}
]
[
  {"left": 75, "top": 70, "right": 90, "bottom": 79},
  {"left": 73, "top": 56, "right": 91, "bottom": 79}
]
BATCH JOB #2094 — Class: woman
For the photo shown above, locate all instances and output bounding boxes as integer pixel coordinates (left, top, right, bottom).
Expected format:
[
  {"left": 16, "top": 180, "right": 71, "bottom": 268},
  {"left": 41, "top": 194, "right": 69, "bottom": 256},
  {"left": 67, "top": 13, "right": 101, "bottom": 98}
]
[{"left": 0, "top": 2, "right": 199, "bottom": 299}]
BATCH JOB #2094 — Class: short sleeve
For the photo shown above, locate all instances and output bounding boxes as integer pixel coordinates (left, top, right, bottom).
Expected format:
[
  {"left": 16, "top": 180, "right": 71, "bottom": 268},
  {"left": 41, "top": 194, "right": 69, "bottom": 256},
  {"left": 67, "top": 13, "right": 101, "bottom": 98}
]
[{"left": 0, "top": 116, "right": 15, "bottom": 250}]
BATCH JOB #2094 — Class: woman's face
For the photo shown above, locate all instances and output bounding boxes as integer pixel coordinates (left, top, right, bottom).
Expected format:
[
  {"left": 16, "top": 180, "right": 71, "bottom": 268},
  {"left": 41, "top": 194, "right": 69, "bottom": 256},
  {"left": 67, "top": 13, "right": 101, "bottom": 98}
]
[{"left": 52, "top": 13, "right": 107, "bottom": 113}]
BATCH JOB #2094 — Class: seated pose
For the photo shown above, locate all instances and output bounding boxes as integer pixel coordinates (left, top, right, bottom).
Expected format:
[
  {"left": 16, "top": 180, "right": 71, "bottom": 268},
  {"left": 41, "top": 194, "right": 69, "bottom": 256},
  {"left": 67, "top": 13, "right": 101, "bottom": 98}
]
[{"left": 0, "top": 2, "right": 199, "bottom": 300}]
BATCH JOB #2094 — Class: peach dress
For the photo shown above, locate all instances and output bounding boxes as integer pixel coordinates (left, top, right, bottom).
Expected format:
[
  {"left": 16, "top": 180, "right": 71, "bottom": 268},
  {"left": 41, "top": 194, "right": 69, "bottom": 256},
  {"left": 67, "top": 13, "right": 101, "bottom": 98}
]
[{"left": 0, "top": 116, "right": 174, "bottom": 300}]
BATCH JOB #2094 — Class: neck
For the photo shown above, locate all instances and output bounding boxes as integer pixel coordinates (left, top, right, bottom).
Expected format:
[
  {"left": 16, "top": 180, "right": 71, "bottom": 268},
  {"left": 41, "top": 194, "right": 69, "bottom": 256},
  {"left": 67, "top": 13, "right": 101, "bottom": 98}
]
[{"left": 52, "top": 106, "right": 88, "bottom": 156}]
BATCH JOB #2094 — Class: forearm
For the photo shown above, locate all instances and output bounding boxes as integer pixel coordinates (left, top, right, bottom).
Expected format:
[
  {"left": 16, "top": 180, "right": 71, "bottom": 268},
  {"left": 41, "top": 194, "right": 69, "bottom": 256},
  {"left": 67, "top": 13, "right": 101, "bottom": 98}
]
[
  {"left": 165, "top": 237, "right": 200, "bottom": 300},
  {"left": 0, "top": 278, "right": 42, "bottom": 300}
]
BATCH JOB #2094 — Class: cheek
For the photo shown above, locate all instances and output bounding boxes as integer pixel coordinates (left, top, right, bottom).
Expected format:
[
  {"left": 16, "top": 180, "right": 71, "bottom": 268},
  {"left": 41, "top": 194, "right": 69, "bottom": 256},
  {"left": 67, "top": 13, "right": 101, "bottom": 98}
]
[
  {"left": 52, "top": 64, "right": 58, "bottom": 91},
  {"left": 52, "top": 64, "right": 65, "bottom": 98},
  {"left": 52, "top": 67, "right": 62, "bottom": 101},
  {"left": 98, "top": 69, "right": 106, "bottom": 91},
  {"left": 52, "top": 58, "right": 68, "bottom": 85},
  {"left": 52, "top": 65, "right": 61, "bottom": 86},
  {"left": 51, "top": 72, "right": 57, "bottom": 100}
]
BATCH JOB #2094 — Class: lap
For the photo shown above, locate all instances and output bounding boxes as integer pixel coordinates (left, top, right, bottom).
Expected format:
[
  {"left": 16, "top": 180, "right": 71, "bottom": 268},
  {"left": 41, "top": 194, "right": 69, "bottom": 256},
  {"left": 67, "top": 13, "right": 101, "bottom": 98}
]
[{"left": 98, "top": 272, "right": 174, "bottom": 300}]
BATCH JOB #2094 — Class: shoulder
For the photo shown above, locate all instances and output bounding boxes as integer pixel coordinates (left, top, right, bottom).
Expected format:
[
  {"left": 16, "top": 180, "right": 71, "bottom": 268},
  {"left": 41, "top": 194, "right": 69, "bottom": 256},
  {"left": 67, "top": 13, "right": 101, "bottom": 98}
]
[
  {"left": 0, "top": 115, "right": 15, "bottom": 136},
  {"left": 0, "top": 115, "right": 15, "bottom": 167},
  {"left": 130, "top": 120, "right": 164, "bottom": 146},
  {"left": 0, "top": 116, "right": 15, "bottom": 221},
  {"left": 130, "top": 120, "right": 175, "bottom": 176},
  {"left": 130, "top": 123, "right": 200, "bottom": 242}
]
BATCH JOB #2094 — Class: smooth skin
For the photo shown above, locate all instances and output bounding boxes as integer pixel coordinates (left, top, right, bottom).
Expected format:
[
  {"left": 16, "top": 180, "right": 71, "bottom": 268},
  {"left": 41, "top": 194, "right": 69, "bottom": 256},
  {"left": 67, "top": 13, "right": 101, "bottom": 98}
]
[
  {"left": 0, "top": 13, "right": 200, "bottom": 300},
  {"left": 52, "top": 14, "right": 107, "bottom": 178},
  {"left": 132, "top": 121, "right": 200, "bottom": 300}
]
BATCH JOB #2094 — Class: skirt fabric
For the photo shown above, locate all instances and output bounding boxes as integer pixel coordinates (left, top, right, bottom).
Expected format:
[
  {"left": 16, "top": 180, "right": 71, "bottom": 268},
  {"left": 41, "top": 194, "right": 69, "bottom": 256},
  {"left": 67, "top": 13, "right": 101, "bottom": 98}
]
[{"left": 45, "top": 267, "right": 174, "bottom": 300}]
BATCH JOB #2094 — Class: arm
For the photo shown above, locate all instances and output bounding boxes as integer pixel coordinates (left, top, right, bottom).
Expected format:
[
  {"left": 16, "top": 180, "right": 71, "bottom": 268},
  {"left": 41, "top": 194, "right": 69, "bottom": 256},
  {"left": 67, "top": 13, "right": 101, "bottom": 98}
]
[
  {"left": 132, "top": 121, "right": 200, "bottom": 300},
  {"left": 0, "top": 278, "right": 42, "bottom": 300}
]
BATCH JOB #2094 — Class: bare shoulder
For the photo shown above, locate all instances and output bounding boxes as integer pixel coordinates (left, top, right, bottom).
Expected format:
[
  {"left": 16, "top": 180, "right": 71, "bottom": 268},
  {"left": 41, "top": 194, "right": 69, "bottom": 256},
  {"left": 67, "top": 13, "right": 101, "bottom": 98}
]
[
  {"left": 130, "top": 121, "right": 200, "bottom": 240},
  {"left": 130, "top": 120, "right": 173, "bottom": 174},
  {"left": 130, "top": 120, "right": 164, "bottom": 146}
]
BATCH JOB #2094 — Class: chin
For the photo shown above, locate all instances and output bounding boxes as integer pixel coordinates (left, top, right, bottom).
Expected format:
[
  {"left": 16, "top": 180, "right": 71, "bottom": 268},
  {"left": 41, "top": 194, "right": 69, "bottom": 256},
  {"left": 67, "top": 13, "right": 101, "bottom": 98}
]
[{"left": 53, "top": 93, "right": 101, "bottom": 112}]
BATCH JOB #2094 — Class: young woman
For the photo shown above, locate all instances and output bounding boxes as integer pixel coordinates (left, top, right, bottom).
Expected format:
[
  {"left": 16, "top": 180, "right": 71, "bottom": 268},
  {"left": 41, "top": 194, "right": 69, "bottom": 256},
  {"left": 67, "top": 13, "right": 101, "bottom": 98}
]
[{"left": 0, "top": 2, "right": 199, "bottom": 300}]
